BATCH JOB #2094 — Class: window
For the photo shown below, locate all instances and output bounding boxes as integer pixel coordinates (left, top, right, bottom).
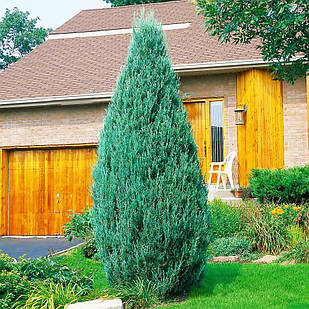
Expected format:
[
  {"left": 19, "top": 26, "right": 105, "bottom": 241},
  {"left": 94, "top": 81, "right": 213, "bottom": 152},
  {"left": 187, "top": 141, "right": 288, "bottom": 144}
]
[{"left": 210, "top": 100, "right": 224, "bottom": 162}]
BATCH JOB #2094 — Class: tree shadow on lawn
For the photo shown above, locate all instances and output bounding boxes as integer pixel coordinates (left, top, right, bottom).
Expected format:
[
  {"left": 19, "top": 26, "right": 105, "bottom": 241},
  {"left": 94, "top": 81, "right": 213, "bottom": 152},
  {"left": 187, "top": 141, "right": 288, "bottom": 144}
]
[{"left": 192, "top": 263, "right": 241, "bottom": 297}]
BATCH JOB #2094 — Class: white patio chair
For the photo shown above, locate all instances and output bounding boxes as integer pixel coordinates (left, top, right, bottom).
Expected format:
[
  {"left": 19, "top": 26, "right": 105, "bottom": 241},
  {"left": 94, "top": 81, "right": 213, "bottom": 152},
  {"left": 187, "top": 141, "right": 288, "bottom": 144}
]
[{"left": 208, "top": 151, "right": 237, "bottom": 190}]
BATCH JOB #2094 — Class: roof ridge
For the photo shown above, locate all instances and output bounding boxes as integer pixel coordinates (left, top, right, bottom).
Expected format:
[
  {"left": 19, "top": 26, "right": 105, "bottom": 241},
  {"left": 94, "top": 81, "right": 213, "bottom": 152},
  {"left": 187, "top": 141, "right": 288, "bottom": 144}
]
[
  {"left": 80, "top": 0, "right": 189, "bottom": 13},
  {"left": 50, "top": 21, "right": 191, "bottom": 36}
]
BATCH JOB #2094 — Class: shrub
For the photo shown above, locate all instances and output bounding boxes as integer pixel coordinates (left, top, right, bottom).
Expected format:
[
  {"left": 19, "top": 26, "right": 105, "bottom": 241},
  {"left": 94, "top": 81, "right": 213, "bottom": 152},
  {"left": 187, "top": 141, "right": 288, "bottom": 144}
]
[
  {"left": 241, "top": 203, "right": 290, "bottom": 255},
  {"left": 209, "top": 199, "right": 244, "bottom": 239},
  {"left": 294, "top": 203, "right": 309, "bottom": 235},
  {"left": 208, "top": 200, "right": 309, "bottom": 255},
  {"left": 240, "top": 202, "right": 309, "bottom": 255},
  {"left": 0, "top": 252, "right": 15, "bottom": 272},
  {"left": 63, "top": 207, "right": 92, "bottom": 241},
  {"left": 82, "top": 235, "right": 98, "bottom": 258},
  {"left": 249, "top": 166, "right": 309, "bottom": 204},
  {"left": 63, "top": 208, "right": 98, "bottom": 258},
  {"left": 92, "top": 13, "right": 211, "bottom": 299},
  {"left": 0, "top": 269, "right": 30, "bottom": 308},
  {"left": 280, "top": 239, "right": 309, "bottom": 263},
  {"left": 0, "top": 253, "right": 92, "bottom": 308},
  {"left": 17, "top": 256, "right": 93, "bottom": 294},
  {"left": 15, "top": 280, "right": 83, "bottom": 309},
  {"left": 240, "top": 186, "right": 253, "bottom": 200},
  {"left": 210, "top": 237, "right": 251, "bottom": 256},
  {"left": 286, "top": 225, "right": 306, "bottom": 248}
]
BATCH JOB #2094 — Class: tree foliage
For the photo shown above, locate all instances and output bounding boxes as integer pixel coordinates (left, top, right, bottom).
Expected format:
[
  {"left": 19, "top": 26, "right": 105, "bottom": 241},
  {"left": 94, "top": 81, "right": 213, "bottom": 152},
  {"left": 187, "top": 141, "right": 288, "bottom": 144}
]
[
  {"left": 0, "top": 7, "right": 50, "bottom": 70},
  {"left": 105, "top": 0, "right": 174, "bottom": 8},
  {"left": 91, "top": 13, "right": 210, "bottom": 299},
  {"left": 197, "top": 0, "right": 309, "bottom": 83}
]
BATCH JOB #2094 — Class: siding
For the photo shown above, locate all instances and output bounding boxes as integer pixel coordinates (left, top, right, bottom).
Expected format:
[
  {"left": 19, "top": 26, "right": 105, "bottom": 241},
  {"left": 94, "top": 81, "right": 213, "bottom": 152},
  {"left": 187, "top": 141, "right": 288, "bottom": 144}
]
[{"left": 237, "top": 69, "right": 284, "bottom": 186}]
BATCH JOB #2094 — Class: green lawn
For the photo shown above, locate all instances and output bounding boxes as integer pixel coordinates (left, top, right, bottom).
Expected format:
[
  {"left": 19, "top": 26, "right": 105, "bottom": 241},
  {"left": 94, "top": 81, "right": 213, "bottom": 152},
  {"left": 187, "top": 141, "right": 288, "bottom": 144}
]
[
  {"left": 57, "top": 249, "right": 309, "bottom": 309},
  {"left": 56, "top": 249, "right": 108, "bottom": 299}
]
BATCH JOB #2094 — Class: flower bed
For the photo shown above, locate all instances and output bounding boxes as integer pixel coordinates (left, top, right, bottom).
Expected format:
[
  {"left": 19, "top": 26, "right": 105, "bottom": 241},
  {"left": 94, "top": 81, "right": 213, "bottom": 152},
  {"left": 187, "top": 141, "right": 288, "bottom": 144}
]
[{"left": 208, "top": 199, "right": 309, "bottom": 259}]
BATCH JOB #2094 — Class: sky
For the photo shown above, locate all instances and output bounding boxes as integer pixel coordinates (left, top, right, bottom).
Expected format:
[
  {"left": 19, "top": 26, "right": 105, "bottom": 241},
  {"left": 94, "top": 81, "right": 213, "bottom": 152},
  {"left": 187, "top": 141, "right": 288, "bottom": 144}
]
[{"left": 0, "top": 0, "right": 111, "bottom": 30}]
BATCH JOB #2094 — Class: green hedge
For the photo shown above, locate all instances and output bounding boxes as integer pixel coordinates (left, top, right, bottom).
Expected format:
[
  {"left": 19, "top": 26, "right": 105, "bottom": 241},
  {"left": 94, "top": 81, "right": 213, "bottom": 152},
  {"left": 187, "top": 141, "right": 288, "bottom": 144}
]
[{"left": 249, "top": 166, "right": 309, "bottom": 204}]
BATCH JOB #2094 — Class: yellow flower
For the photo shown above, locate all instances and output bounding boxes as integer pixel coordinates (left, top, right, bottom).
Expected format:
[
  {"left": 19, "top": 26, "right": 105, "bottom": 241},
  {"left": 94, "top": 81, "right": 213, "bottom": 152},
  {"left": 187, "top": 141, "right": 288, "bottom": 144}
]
[
  {"left": 293, "top": 206, "right": 298, "bottom": 211},
  {"left": 284, "top": 205, "right": 289, "bottom": 209},
  {"left": 271, "top": 210, "right": 277, "bottom": 215},
  {"left": 274, "top": 215, "right": 278, "bottom": 218}
]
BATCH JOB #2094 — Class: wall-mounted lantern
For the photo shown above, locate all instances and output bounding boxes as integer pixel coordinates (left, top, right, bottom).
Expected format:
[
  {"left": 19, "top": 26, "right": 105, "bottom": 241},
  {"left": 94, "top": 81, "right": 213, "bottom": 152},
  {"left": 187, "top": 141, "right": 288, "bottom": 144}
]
[{"left": 234, "top": 104, "right": 247, "bottom": 125}]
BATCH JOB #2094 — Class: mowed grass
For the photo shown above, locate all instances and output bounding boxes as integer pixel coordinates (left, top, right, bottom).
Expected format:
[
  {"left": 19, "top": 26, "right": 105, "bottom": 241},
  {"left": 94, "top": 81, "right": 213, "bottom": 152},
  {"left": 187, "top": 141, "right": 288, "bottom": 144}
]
[
  {"left": 56, "top": 248, "right": 109, "bottom": 299},
  {"left": 162, "top": 263, "right": 309, "bottom": 309},
  {"left": 58, "top": 249, "right": 309, "bottom": 309}
]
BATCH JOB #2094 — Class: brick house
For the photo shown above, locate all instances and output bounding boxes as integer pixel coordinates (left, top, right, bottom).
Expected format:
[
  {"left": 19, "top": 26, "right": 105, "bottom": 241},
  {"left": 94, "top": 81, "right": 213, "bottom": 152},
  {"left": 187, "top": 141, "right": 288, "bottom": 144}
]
[{"left": 0, "top": 1, "right": 308, "bottom": 235}]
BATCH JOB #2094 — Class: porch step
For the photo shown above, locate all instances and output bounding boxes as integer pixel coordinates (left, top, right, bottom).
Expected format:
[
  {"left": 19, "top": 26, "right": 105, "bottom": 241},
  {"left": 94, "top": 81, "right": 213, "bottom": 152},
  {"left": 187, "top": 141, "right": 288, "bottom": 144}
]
[{"left": 208, "top": 187, "right": 241, "bottom": 202}]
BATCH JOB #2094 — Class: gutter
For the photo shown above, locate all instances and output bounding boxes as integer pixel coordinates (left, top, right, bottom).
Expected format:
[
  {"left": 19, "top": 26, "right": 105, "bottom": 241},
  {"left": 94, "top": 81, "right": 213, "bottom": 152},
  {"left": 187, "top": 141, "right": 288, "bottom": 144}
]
[
  {"left": 0, "top": 92, "right": 113, "bottom": 109},
  {"left": 0, "top": 59, "right": 269, "bottom": 109},
  {"left": 173, "top": 59, "right": 269, "bottom": 73}
]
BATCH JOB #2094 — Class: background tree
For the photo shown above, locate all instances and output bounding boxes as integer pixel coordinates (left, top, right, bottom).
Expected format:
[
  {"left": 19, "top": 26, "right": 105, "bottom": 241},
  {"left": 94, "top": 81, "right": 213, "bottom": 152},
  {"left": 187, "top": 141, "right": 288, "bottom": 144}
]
[
  {"left": 92, "top": 13, "right": 210, "bottom": 299},
  {"left": 197, "top": 0, "right": 309, "bottom": 83},
  {"left": 105, "top": 0, "right": 174, "bottom": 8},
  {"left": 0, "top": 7, "right": 51, "bottom": 70}
]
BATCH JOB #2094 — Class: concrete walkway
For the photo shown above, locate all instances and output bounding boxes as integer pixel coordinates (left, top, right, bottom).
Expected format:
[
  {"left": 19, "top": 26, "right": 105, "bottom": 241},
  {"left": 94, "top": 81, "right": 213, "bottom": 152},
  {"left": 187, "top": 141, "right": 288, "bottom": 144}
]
[
  {"left": 0, "top": 236, "right": 82, "bottom": 260},
  {"left": 208, "top": 186, "right": 241, "bottom": 202}
]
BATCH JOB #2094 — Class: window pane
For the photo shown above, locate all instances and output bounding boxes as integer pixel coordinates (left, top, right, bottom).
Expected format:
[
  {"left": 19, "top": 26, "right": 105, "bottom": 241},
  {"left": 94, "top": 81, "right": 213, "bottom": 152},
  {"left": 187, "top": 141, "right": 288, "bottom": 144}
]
[{"left": 210, "top": 101, "right": 224, "bottom": 162}]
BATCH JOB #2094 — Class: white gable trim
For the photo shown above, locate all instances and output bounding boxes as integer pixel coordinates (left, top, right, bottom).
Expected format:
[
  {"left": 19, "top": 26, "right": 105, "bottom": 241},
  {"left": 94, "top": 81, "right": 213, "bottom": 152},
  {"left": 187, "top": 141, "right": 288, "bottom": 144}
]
[{"left": 48, "top": 23, "right": 191, "bottom": 40}]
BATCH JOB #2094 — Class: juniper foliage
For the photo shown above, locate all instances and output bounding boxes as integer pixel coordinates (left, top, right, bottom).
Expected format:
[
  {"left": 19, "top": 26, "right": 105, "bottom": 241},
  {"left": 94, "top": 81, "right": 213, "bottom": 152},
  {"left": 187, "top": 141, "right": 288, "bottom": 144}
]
[
  {"left": 91, "top": 13, "right": 210, "bottom": 298},
  {"left": 106, "top": 0, "right": 174, "bottom": 7}
]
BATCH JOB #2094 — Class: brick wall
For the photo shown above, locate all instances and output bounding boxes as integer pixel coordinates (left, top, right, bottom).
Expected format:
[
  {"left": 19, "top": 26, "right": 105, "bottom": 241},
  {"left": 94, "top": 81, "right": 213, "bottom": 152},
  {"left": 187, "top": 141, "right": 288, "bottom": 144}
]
[
  {"left": 0, "top": 104, "right": 107, "bottom": 147},
  {"left": 1, "top": 73, "right": 307, "bottom": 178},
  {"left": 283, "top": 78, "right": 309, "bottom": 167}
]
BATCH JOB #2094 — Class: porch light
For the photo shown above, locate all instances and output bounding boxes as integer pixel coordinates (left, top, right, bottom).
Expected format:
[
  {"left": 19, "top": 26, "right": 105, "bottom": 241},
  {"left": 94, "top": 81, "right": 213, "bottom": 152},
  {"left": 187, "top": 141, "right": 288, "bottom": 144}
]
[{"left": 234, "top": 104, "right": 247, "bottom": 125}]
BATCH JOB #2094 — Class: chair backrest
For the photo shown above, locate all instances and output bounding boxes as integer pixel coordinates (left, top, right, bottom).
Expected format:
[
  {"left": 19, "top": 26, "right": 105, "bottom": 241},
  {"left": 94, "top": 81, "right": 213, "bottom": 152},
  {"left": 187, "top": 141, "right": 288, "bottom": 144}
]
[{"left": 223, "top": 151, "right": 237, "bottom": 173}]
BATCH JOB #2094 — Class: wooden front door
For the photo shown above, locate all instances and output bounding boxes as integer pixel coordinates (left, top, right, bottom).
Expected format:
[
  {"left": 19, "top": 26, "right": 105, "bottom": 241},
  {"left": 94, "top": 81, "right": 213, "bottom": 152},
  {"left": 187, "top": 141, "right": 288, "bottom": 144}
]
[
  {"left": 184, "top": 100, "right": 212, "bottom": 178},
  {"left": 184, "top": 99, "right": 224, "bottom": 182},
  {"left": 8, "top": 147, "right": 96, "bottom": 235}
]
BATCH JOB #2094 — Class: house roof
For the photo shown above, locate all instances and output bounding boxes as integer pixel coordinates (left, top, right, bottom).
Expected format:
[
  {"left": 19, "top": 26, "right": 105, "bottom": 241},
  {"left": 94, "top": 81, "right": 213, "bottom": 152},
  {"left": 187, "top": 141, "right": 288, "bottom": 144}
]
[{"left": 0, "top": 0, "right": 264, "bottom": 105}]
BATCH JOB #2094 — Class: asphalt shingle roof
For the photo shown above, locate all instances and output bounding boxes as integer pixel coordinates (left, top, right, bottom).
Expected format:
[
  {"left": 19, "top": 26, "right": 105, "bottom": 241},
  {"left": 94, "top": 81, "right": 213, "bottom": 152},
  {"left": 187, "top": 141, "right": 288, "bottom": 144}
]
[{"left": 0, "top": 0, "right": 262, "bottom": 101}]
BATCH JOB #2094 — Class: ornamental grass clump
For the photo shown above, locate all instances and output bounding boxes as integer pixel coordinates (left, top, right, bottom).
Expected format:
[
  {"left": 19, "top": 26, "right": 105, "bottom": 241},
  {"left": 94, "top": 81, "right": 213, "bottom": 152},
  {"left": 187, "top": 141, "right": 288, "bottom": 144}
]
[{"left": 92, "top": 12, "right": 211, "bottom": 300}]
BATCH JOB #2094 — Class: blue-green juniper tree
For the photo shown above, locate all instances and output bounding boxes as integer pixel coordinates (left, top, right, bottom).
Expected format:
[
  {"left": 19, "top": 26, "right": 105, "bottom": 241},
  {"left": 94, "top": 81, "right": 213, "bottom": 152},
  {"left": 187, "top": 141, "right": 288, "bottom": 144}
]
[{"left": 92, "top": 12, "right": 211, "bottom": 298}]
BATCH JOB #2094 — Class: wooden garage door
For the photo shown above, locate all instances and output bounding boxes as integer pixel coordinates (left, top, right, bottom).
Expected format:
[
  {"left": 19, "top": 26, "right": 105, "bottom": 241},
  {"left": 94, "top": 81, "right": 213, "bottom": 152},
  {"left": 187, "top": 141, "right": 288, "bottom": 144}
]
[{"left": 8, "top": 147, "right": 97, "bottom": 235}]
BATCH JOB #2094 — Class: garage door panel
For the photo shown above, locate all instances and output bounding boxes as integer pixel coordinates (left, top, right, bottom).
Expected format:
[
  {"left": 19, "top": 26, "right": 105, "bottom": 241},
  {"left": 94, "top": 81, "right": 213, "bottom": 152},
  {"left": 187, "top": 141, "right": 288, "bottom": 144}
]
[{"left": 8, "top": 147, "right": 96, "bottom": 236}]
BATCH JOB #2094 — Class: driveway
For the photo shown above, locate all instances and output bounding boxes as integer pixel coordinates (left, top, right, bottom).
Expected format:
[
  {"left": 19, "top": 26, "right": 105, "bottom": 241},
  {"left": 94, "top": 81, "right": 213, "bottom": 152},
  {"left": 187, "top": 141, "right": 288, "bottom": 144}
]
[{"left": 0, "top": 237, "right": 82, "bottom": 259}]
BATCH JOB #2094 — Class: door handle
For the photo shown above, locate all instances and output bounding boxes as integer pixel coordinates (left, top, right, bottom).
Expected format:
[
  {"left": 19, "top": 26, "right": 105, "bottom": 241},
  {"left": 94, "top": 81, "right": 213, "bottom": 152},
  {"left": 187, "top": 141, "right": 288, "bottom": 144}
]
[{"left": 204, "top": 141, "right": 207, "bottom": 157}]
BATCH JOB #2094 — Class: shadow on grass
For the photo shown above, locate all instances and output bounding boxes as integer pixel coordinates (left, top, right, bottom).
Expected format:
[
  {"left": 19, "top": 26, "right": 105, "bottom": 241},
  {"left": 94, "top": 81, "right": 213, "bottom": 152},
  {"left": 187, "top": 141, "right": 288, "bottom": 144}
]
[{"left": 192, "top": 263, "right": 241, "bottom": 297}]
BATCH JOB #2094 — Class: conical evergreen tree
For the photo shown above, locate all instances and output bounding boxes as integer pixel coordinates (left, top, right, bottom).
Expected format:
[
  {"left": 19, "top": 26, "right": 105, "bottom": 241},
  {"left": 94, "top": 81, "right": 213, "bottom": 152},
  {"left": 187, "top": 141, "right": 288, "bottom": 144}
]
[{"left": 92, "top": 13, "right": 211, "bottom": 298}]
